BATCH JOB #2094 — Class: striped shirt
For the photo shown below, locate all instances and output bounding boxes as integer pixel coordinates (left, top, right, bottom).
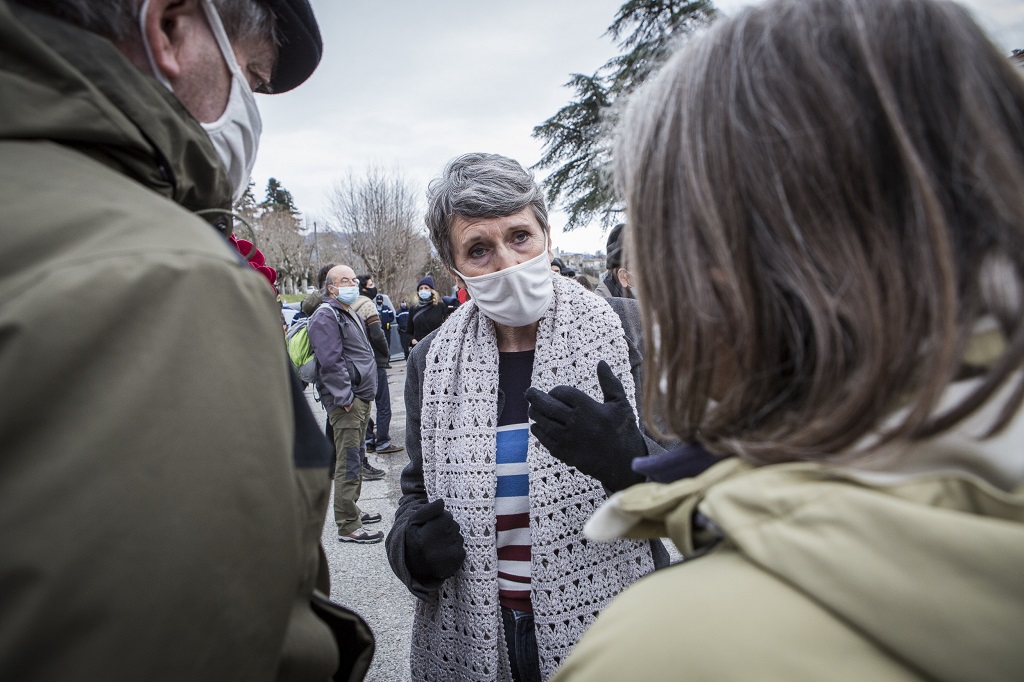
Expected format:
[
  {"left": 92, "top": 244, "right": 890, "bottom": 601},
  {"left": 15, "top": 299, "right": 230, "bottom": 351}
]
[{"left": 496, "top": 350, "right": 534, "bottom": 612}]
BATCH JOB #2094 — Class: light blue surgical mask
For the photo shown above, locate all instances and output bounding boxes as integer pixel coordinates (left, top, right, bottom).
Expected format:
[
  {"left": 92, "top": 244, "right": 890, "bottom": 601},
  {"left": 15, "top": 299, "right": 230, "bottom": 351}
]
[
  {"left": 418, "top": 289, "right": 432, "bottom": 301},
  {"left": 335, "top": 286, "right": 359, "bottom": 305}
]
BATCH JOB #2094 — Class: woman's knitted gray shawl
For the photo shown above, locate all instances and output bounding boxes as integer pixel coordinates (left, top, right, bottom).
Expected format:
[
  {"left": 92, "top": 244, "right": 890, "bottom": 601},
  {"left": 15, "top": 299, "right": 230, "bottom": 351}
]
[{"left": 412, "top": 275, "right": 656, "bottom": 681}]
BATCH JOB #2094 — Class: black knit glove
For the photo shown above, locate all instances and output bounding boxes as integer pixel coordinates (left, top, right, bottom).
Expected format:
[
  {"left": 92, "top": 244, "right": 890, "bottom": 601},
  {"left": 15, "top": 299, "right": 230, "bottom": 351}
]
[
  {"left": 526, "top": 360, "right": 647, "bottom": 493},
  {"left": 404, "top": 499, "right": 466, "bottom": 584}
]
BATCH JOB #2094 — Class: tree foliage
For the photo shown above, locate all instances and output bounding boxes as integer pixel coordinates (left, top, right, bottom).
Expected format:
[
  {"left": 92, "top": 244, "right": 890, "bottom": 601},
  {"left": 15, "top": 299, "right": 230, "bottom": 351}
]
[
  {"left": 533, "top": 0, "right": 717, "bottom": 229},
  {"left": 257, "top": 208, "right": 311, "bottom": 291},
  {"left": 262, "top": 177, "right": 300, "bottom": 216},
  {"left": 233, "top": 177, "right": 312, "bottom": 293},
  {"left": 309, "top": 228, "right": 356, "bottom": 275},
  {"left": 235, "top": 180, "right": 259, "bottom": 219},
  {"left": 325, "top": 166, "right": 431, "bottom": 299},
  {"left": 531, "top": 73, "right": 615, "bottom": 232}
]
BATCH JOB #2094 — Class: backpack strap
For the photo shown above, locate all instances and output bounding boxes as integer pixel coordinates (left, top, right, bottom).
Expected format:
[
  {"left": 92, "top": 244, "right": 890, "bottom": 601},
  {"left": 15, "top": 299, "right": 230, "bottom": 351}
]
[
  {"left": 316, "top": 302, "right": 368, "bottom": 343},
  {"left": 316, "top": 301, "right": 340, "bottom": 320},
  {"left": 285, "top": 316, "right": 309, "bottom": 341}
]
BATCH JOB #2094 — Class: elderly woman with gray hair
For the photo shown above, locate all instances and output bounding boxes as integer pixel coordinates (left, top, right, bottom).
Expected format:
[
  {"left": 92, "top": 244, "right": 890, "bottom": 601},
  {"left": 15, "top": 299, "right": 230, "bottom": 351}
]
[
  {"left": 553, "top": 0, "right": 1024, "bottom": 679},
  {"left": 385, "top": 153, "right": 669, "bottom": 682}
]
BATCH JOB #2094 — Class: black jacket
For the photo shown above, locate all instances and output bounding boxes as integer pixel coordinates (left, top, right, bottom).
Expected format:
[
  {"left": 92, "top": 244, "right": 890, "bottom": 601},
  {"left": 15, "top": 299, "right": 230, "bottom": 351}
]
[{"left": 408, "top": 301, "right": 448, "bottom": 343}]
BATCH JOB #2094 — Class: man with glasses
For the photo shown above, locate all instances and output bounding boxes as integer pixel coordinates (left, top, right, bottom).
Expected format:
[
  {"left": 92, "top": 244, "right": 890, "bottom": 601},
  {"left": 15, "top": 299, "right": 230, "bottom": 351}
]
[{"left": 308, "top": 265, "right": 384, "bottom": 544}]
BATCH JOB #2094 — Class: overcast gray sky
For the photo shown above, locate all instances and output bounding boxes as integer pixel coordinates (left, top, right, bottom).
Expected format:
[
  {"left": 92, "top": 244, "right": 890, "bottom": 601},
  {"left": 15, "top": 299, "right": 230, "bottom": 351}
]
[{"left": 251, "top": 0, "right": 1024, "bottom": 255}]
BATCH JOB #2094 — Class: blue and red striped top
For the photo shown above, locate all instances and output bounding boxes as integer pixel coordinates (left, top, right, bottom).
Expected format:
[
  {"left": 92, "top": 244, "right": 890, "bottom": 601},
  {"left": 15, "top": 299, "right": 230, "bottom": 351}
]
[{"left": 496, "top": 350, "right": 534, "bottom": 612}]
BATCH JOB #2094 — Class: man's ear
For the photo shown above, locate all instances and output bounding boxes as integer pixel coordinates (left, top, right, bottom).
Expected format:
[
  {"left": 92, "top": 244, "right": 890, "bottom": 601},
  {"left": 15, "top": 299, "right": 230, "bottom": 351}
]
[
  {"left": 616, "top": 267, "right": 632, "bottom": 288},
  {"left": 142, "top": 0, "right": 200, "bottom": 84}
]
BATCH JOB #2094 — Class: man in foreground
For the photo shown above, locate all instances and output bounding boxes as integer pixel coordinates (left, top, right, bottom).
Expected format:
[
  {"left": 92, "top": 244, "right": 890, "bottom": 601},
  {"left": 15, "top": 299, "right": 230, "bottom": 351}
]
[{"left": 1, "top": 1, "right": 373, "bottom": 678}]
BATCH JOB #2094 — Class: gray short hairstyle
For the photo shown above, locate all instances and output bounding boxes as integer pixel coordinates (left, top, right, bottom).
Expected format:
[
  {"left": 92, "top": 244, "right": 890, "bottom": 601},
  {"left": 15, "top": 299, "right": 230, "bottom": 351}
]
[
  {"left": 14, "top": 0, "right": 276, "bottom": 50},
  {"left": 616, "top": 0, "right": 1024, "bottom": 463},
  {"left": 425, "top": 153, "right": 550, "bottom": 269}
]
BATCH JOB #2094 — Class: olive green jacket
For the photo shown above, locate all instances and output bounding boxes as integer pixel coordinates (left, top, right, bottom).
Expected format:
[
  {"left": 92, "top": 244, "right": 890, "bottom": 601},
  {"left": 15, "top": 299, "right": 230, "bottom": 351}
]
[
  {"left": 554, "top": 406, "right": 1024, "bottom": 681},
  {"left": 0, "top": 4, "right": 366, "bottom": 679}
]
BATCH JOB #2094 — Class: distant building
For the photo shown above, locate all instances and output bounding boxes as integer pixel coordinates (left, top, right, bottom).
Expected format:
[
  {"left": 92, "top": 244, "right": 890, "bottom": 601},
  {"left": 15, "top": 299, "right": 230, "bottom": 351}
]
[{"left": 551, "top": 250, "right": 607, "bottom": 278}]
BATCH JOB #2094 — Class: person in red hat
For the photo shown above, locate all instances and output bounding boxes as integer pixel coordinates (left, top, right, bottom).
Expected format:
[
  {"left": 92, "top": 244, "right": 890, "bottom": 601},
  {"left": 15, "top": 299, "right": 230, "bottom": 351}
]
[{"left": 0, "top": 1, "right": 373, "bottom": 679}]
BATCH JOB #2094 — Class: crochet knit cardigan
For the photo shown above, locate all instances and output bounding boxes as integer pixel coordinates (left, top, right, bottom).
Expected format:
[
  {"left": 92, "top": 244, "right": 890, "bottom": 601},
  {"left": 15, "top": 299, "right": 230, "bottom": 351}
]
[{"left": 409, "top": 275, "right": 657, "bottom": 681}]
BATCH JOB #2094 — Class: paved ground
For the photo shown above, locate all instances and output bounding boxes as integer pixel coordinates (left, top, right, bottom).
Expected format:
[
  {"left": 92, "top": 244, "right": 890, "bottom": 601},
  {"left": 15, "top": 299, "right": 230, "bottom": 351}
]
[{"left": 305, "top": 360, "right": 415, "bottom": 682}]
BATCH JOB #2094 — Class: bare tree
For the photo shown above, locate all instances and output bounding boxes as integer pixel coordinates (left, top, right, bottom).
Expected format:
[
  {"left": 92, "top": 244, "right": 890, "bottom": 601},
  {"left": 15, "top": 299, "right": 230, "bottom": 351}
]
[
  {"left": 392, "top": 238, "right": 434, "bottom": 303},
  {"left": 256, "top": 208, "right": 310, "bottom": 293},
  {"left": 311, "top": 228, "right": 358, "bottom": 277},
  {"left": 233, "top": 177, "right": 315, "bottom": 293},
  {"left": 326, "top": 166, "right": 429, "bottom": 298}
]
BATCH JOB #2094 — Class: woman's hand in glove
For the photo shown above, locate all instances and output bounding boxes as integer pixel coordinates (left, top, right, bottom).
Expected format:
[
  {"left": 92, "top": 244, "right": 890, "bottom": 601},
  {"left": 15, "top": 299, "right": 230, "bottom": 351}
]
[
  {"left": 404, "top": 499, "right": 466, "bottom": 584},
  {"left": 525, "top": 360, "right": 647, "bottom": 492}
]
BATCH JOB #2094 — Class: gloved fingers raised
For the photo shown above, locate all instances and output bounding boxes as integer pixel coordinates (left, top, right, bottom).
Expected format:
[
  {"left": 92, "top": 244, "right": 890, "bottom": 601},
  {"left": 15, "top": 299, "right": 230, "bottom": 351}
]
[
  {"left": 529, "top": 421, "right": 561, "bottom": 454},
  {"left": 532, "top": 421, "right": 581, "bottom": 464},
  {"left": 547, "top": 384, "right": 595, "bottom": 409},
  {"left": 596, "top": 360, "right": 629, "bottom": 404},
  {"left": 525, "top": 387, "right": 572, "bottom": 426},
  {"left": 526, "top": 403, "right": 570, "bottom": 437}
]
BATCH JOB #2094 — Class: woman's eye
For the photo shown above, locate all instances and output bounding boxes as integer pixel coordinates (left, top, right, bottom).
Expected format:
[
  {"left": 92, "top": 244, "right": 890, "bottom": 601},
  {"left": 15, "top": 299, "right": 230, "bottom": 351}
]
[
  {"left": 469, "top": 246, "right": 486, "bottom": 258},
  {"left": 513, "top": 232, "right": 529, "bottom": 243}
]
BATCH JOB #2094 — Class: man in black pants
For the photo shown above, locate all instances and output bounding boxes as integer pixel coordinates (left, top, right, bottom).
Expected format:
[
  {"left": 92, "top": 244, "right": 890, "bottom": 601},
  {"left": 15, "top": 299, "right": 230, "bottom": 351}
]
[{"left": 355, "top": 274, "right": 403, "bottom": 458}]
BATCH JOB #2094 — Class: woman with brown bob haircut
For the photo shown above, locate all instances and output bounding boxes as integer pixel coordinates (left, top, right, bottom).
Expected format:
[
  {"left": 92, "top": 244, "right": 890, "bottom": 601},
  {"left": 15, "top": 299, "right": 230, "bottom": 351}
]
[{"left": 553, "top": 0, "right": 1024, "bottom": 680}]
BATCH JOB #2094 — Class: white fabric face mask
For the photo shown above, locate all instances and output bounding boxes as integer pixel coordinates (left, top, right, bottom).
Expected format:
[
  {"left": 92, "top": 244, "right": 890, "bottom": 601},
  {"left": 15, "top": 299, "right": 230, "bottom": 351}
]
[
  {"left": 139, "top": 0, "right": 262, "bottom": 204},
  {"left": 453, "top": 234, "right": 554, "bottom": 328},
  {"left": 198, "top": 0, "right": 262, "bottom": 204}
]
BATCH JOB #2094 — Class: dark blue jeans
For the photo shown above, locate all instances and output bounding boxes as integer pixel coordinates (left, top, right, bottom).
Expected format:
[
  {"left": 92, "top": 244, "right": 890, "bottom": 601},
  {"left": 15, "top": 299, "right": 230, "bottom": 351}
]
[
  {"left": 364, "top": 365, "right": 392, "bottom": 444},
  {"left": 501, "top": 607, "right": 542, "bottom": 682}
]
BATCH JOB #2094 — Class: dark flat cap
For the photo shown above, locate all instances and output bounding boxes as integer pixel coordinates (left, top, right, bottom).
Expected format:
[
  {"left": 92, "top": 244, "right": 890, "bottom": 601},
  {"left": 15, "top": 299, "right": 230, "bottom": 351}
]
[{"left": 265, "top": 0, "right": 323, "bottom": 93}]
